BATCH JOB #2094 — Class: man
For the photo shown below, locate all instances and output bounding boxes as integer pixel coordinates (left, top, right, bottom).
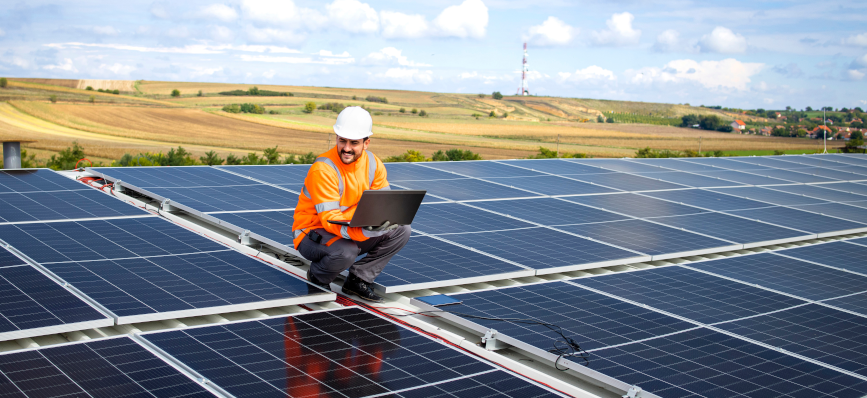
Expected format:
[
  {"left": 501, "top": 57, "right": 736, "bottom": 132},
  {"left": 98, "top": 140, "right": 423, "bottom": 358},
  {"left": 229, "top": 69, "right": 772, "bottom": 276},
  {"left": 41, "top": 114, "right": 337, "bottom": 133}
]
[{"left": 292, "top": 106, "right": 411, "bottom": 303}]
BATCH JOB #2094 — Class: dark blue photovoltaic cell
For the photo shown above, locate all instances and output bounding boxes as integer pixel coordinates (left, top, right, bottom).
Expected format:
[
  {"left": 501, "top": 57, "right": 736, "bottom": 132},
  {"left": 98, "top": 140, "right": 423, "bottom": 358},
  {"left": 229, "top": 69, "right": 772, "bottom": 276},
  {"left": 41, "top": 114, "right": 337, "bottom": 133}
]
[
  {"left": 567, "top": 172, "right": 685, "bottom": 192},
  {"left": 390, "top": 185, "right": 449, "bottom": 203},
  {"left": 649, "top": 212, "right": 810, "bottom": 244},
  {"left": 778, "top": 241, "right": 867, "bottom": 274},
  {"left": 724, "top": 206, "right": 865, "bottom": 234},
  {"left": 799, "top": 167, "right": 867, "bottom": 181},
  {"left": 681, "top": 157, "right": 773, "bottom": 170},
  {"left": 751, "top": 168, "right": 839, "bottom": 183},
  {"left": 0, "top": 169, "right": 90, "bottom": 193},
  {"left": 394, "top": 178, "right": 542, "bottom": 201},
  {"left": 820, "top": 182, "right": 867, "bottom": 196},
  {"left": 628, "top": 158, "right": 723, "bottom": 172},
  {"left": 92, "top": 166, "right": 256, "bottom": 188},
  {"left": 42, "top": 251, "right": 325, "bottom": 317},
  {"left": 483, "top": 175, "right": 619, "bottom": 196},
  {"left": 147, "top": 185, "right": 298, "bottom": 213},
  {"left": 0, "top": 248, "right": 21, "bottom": 267},
  {"left": 768, "top": 184, "right": 867, "bottom": 202},
  {"left": 144, "top": 308, "right": 556, "bottom": 398},
  {"left": 563, "top": 193, "right": 706, "bottom": 218},
  {"left": 716, "top": 304, "right": 867, "bottom": 376},
  {"left": 411, "top": 203, "right": 533, "bottom": 235},
  {"left": 827, "top": 154, "right": 867, "bottom": 167},
  {"left": 587, "top": 328, "right": 867, "bottom": 398},
  {"left": 0, "top": 189, "right": 148, "bottom": 223},
  {"left": 727, "top": 156, "right": 812, "bottom": 169},
  {"left": 470, "top": 198, "right": 630, "bottom": 226},
  {"left": 850, "top": 237, "right": 867, "bottom": 246},
  {"left": 710, "top": 186, "right": 829, "bottom": 206},
  {"left": 0, "top": 337, "right": 213, "bottom": 398},
  {"left": 575, "top": 266, "right": 805, "bottom": 323},
  {"left": 632, "top": 171, "right": 746, "bottom": 188},
  {"left": 568, "top": 159, "right": 670, "bottom": 173},
  {"left": 834, "top": 164, "right": 867, "bottom": 176},
  {"left": 394, "top": 370, "right": 561, "bottom": 398},
  {"left": 825, "top": 293, "right": 867, "bottom": 317},
  {"left": 423, "top": 161, "right": 545, "bottom": 178},
  {"left": 442, "top": 227, "right": 643, "bottom": 270},
  {"left": 0, "top": 263, "right": 108, "bottom": 335},
  {"left": 376, "top": 236, "right": 528, "bottom": 289},
  {"left": 557, "top": 219, "right": 735, "bottom": 256},
  {"left": 218, "top": 164, "right": 310, "bottom": 185},
  {"left": 498, "top": 159, "right": 612, "bottom": 175},
  {"left": 382, "top": 163, "right": 463, "bottom": 181},
  {"left": 690, "top": 170, "right": 793, "bottom": 185},
  {"left": 689, "top": 253, "right": 867, "bottom": 300},
  {"left": 445, "top": 281, "right": 694, "bottom": 352},
  {"left": 642, "top": 189, "right": 771, "bottom": 211},
  {"left": 0, "top": 217, "right": 226, "bottom": 264},
  {"left": 773, "top": 155, "right": 854, "bottom": 168},
  {"left": 211, "top": 210, "right": 295, "bottom": 245}
]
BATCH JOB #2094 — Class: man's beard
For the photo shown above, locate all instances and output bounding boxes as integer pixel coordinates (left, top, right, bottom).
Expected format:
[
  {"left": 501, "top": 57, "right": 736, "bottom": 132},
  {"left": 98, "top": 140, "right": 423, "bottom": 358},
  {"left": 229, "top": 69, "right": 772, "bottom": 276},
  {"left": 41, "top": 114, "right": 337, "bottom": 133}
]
[{"left": 340, "top": 149, "right": 360, "bottom": 164}]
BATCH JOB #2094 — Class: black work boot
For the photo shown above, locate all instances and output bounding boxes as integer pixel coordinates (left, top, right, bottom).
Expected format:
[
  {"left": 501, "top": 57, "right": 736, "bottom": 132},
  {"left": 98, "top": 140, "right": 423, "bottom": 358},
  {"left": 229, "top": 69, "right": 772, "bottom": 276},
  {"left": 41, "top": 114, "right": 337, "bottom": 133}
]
[
  {"left": 342, "top": 273, "right": 384, "bottom": 303},
  {"left": 307, "top": 268, "right": 331, "bottom": 293}
]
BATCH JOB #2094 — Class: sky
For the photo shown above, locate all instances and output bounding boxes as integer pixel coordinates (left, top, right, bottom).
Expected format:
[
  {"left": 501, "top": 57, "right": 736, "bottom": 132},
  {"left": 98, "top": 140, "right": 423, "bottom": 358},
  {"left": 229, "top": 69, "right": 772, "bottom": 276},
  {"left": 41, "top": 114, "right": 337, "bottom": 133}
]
[{"left": 1, "top": 0, "right": 866, "bottom": 110}]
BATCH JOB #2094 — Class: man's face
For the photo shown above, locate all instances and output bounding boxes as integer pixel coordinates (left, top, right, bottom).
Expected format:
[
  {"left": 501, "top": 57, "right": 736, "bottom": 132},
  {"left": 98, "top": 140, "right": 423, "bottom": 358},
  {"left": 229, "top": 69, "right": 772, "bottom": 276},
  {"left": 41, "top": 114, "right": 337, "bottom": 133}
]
[{"left": 336, "top": 135, "right": 370, "bottom": 164}]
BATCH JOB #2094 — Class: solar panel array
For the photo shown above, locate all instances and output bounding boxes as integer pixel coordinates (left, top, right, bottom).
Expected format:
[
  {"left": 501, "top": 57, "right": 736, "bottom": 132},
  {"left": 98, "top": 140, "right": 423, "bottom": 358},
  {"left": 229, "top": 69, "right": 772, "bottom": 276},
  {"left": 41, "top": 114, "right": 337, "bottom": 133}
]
[{"left": 90, "top": 154, "right": 867, "bottom": 292}]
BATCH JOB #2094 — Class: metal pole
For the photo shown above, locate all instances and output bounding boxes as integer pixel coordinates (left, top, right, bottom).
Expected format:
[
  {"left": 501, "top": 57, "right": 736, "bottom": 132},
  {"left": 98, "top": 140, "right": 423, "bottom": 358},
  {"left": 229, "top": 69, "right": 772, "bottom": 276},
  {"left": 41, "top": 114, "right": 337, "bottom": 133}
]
[
  {"left": 699, "top": 137, "right": 702, "bottom": 156},
  {"left": 556, "top": 134, "right": 560, "bottom": 157},
  {"left": 823, "top": 108, "right": 827, "bottom": 154},
  {"left": 3, "top": 142, "right": 22, "bottom": 169}
]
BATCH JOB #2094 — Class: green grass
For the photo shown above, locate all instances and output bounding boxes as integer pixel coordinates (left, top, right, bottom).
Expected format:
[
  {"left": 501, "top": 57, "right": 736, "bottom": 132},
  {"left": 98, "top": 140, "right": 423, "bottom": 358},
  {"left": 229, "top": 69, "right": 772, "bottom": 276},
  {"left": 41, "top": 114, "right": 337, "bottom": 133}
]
[{"left": 722, "top": 148, "right": 837, "bottom": 157}]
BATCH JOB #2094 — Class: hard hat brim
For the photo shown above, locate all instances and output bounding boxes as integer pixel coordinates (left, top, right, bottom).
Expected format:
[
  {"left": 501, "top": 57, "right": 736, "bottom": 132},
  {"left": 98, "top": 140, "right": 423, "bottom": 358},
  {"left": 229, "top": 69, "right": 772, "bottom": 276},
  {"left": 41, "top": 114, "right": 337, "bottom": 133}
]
[{"left": 333, "top": 125, "right": 373, "bottom": 140}]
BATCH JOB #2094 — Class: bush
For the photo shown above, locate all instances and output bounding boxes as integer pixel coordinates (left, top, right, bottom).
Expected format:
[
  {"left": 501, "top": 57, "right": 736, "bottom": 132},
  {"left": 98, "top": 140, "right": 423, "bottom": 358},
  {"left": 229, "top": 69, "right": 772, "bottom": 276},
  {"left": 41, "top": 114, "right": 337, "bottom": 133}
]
[
  {"left": 635, "top": 147, "right": 724, "bottom": 158},
  {"left": 89, "top": 95, "right": 95, "bottom": 104},
  {"left": 239, "top": 103, "right": 265, "bottom": 114},
  {"left": 681, "top": 114, "right": 700, "bottom": 127},
  {"left": 503, "top": 112, "right": 508, "bottom": 118},
  {"left": 530, "top": 147, "right": 587, "bottom": 159},
  {"left": 284, "top": 152, "right": 316, "bottom": 164},
  {"left": 606, "top": 117, "right": 615, "bottom": 123},
  {"left": 248, "top": 86, "right": 260, "bottom": 95},
  {"left": 352, "top": 95, "right": 357, "bottom": 100},
  {"left": 303, "top": 102, "right": 316, "bottom": 114},
  {"left": 492, "top": 91, "right": 503, "bottom": 100},
  {"left": 385, "top": 150, "right": 429, "bottom": 162},
  {"left": 225, "top": 154, "right": 243, "bottom": 165},
  {"left": 717, "top": 125, "right": 733, "bottom": 132},
  {"left": 432, "top": 149, "right": 482, "bottom": 161},
  {"left": 269, "top": 110, "right": 278, "bottom": 114},
  {"left": 85, "top": 86, "right": 93, "bottom": 91},
  {"left": 222, "top": 104, "right": 241, "bottom": 113},
  {"left": 171, "top": 89, "right": 180, "bottom": 97},
  {"left": 112, "top": 89, "right": 120, "bottom": 95},
  {"left": 46, "top": 142, "right": 86, "bottom": 170},
  {"left": 262, "top": 146, "right": 280, "bottom": 164},
  {"left": 49, "top": 95, "right": 57, "bottom": 103},
  {"left": 97, "top": 88, "right": 105, "bottom": 92},
  {"left": 0, "top": 78, "right": 8, "bottom": 88},
  {"left": 478, "top": 94, "right": 485, "bottom": 98},
  {"left": 365, "top": 95, "right": 388, "bottom": 104},
  {"left": 318, "top": 102, "right": 346, "bottom": 113},
  {"left": 199, "top": 150, "right": 224, "bottom": 166},
  {"left": 418, "top": 110, "right": 427, "bottom": 117},
  {"left": 773, "top": 150, "right": 785, "bottom": 156},
  {"left": 218, "top": 89, "right": 290, "bottom": 96},
  {"left": 411, "top": 108, "right": 418, "bottom": 114},
  {"left": 197, "top": 90, "right": 203, "bottom": 97},
  {"left": 597, "top": 115, "right": 604, "bottom": 123},
  {"left": 399, "top": 108, "right": 405, "bottom": 113},
  {"left": 489, "top": 110, "right": 496, "bottom": 117},
  {"left": 698, "top": 115, "right": 722, "bottom": 130}
]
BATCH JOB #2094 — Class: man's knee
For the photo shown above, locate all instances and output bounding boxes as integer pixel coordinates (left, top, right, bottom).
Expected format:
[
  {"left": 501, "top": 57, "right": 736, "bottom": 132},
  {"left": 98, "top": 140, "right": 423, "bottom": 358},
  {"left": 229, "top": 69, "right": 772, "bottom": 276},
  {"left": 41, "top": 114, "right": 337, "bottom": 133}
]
[{"left": 327, "top": 240, "right": 360, "bottom": 265}]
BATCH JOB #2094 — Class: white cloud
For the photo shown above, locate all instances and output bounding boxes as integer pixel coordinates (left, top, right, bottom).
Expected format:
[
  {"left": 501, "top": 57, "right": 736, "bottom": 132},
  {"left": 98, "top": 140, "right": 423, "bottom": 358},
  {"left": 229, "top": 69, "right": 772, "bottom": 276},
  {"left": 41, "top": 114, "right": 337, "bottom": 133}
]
[
  {"left": 457, "top": 71, "right": 511, "bottom": 84},
  {"left": 43, "top": 58, "right": 77, "bottom": 72},
  {"left": 190, "top": 66, "right": 223, "bottom": 77},
  {"left": 98, "top": 63, "right": 135, "bottom": 75},
  {"left": 699, "top": 27, "right": 747, "bottom": 54},
  {"left": 241, "top": 0, "right": 326, "bottom": 28},
  {"left": 361, "top": 47, "right": 429, "bottom": 67},
  {"left": 853, "top": 54, "right": 867, "bottom": 68},
  {"left": 245, "top": 26, "right": 306, "bottom": 44},
  {"left": 150, "top": 3, "right": 170, "bottom": 19},
  {"left": 653, "top": 29, "right": 698, "bottom": 53},
  {"left": 92, "top": 26, "right": 119, "bottom": 36},
  {"left": 380, "top": 11, "right": 428, "bottom": 39},
  {"left": 627, "top": 58, "right": 764, "bottom": 91},
  {"left": 239, "top": 54, "right": 355, "bottom": 65},
  {"left": 165, "top": 26, "right": 190, "bottom": 38},
  {"left": 318, "top": 50, "right": 351, "bottom": 57},
  {"left": 210, "top": 25, "right": 234, "bottom": 42},
  {"left": 559, "top": 65, "right": 616, "bottom": 83},
  {"left": 844, "top": 33, "right": 867, "bottom": 47},
  {"left": 373, "top": 67, "right": 433, "bottom": 84},
  {"left": 592, "top": 12, "right": 641, "bottom": 46},
  {"left": 326, "top": 0, "right": 379, "bottom": 34},
  {"left": 263, "top": 69, "right": 276, "bottom": 78},
  {"left": 525, "top": 17, "right": 576, "bottom": 47},
  {"left": 199, "top": 4, "right": 238, "bottom": 22},
  {"left": 846, "top": 69, "right": 865, "bottom": 80},
  {"left": 45, "top": 42, "right": 302, "bottom": 55},
  {"left": 0, "top": 28, "right": 5, "bottom": 37},
  {"left": 432, "top": 0, "right": 488, "bottom": 39}
]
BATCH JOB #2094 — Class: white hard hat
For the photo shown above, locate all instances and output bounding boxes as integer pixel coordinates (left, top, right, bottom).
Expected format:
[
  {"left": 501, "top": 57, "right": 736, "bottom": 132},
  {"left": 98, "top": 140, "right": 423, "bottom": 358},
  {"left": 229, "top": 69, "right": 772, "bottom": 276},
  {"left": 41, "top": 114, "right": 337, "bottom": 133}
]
[{"left": 333, "top": 106, "right": 373, "bottom": 140}]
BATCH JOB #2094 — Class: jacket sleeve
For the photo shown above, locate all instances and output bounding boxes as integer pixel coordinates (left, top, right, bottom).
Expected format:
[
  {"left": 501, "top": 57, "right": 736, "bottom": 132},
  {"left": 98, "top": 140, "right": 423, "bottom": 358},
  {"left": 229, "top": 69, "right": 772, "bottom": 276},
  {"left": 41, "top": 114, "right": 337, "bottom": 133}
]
[
  {"left": 370, "top": 155, "right": 389, "bottom": 190},
  {"left": 305, "top": 167, "right": 369, "bottom": 242}
]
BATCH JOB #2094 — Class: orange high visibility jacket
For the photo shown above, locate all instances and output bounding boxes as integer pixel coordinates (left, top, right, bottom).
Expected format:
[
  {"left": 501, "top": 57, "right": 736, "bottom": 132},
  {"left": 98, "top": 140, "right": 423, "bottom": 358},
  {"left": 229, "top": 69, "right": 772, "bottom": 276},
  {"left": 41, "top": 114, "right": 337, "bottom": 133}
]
[{"left": 292, "top": 147, "right": 389, "bottom": 248}]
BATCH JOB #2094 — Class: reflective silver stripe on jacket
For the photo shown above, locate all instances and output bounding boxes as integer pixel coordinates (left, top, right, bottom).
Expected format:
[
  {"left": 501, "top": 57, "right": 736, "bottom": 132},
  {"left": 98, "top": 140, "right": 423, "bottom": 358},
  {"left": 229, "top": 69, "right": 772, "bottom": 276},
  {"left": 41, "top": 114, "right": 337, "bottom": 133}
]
[
  {"left": 365, "top": 150, "right": 376, "bottom": 187},
  {"left": 315, "top": 201, "right": 340, "bottom": 213},
  {"left": 293, "top": 229, "right": 303, "bottom": 239},
  {"left": 340, "top": 225, "right": 351, "bottom": 239},
  {"left": 308, "top": 152, "right": 380, "bottom": 213}
]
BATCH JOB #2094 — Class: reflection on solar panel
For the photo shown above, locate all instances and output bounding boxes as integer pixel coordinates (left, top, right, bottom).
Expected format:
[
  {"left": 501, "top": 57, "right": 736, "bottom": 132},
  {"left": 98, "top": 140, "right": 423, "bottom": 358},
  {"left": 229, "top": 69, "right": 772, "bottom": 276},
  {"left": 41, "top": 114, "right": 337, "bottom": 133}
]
[
  {"left": 575, "top": 266, "right": 805, "bottom": 323},
  {"left": 587, "top": 328, "right": 867, "bottom": 398},
  {"left": 680, "top": 157, "right": 773, "bottom": 170},
  {"left": 723, "top": 206, "right": 865, "bottom": 234},
  {"left": 642, "top": 189, "right": 771, "bottom": 211},
  {"left": 768, "top": 184, "right": 867, "bottom": 202},
  {"left": 690, "top": 169, "right": 792, "bottom": 185},
  {"left": 824, "top": 293, "right": 867, "bottom": 317},
  {"left": 146, "top": 185, "right": 298, "bottom": 213},
  {"left": 412, "top": 203, "right": 533, "bottom": 235},
  {"left": 727, "top": 156, "right": 811, "bottom": 169},
  {"left": 792, "top": 203, "right": 867, "bottom": 224},
  {"left": 820, "top": 182, "right": 867, "bottom": 196},
  {"left": 0, "top": 336, "right": 214, "bottom": 398},
  {"left": 749, "top": 168, "right": 838, "bottom": 183},
  {"left": 381, "top": 163, "right": 462, "bottom": 181},
  {"left": 567, "top": 172, "right": 685, "bottom": 192},
  {"left": 0, "top": 189, "right": 149, "bottom": 223},
  {"left": 777, "top": 241, "right": 867, "bottom": 275},
  {"left": 91, "top": 166, "right": 255, "bottom": 188},
  {"left": 218, "top": 164, "right": 310, "bottom": 185},
  {"left": 375, "top": 236, "right": 533, "bottom": 292},
  {"left": 827, "top": 154, "right": 867, "bottom": 167},
  {"left": 423, "top": 161, "right": 546, "bottom": 178},
  {"left": 632, "top": 171, "right": 746, "bottom": 188},
  {"left": 648, "top": 212, "right": 811, "bottom": 246},
  {"left": 143, "top": 308, "right": 564, "bottom": 398},
  {"left": 568, "top": 159, "right": 668, "bottom": 173},
  {"left": 628, "top": 158, "right": 723, "bottom": 172},
  {"left": 799, "top": 167, "right": 866, "bottom": 181},
  {"left": 0, "top": 218, "right": 330, "bottom": 323},
  {"left": 439, "top": 227, "right": 646, "bottom": 273},
  {"left": 715, "top": 304, "right": 867, "bottom": 376},
  {"left": 437, "top": 281, "right": 695, "bottom": 352},
  {"left": 470, "top": 198, "right": 630, "bottom": 226},
  {"left": 394, "top": 178, "right": 541, "bottom": 201},
  {"left": 557, "top": 219, "right": 737, "bottom": 258},
  {"left": 710, "top": 186, "right": 829, "bottom": 206},
  {"left": 563, "top": 193, "right": 705, "bottom": 218},
  {"left": 0, "top": 169, "right": 92, "bottom": 193},
  {"left": 0, "top": 248, "right": 111, "bottom": 340},
  {"left": 773, "top": 155, "right": 852, "bottom": 168},
  {"left": 688, "top": 253, "right": 867, "bottom": 301},
  {"left": 484, "top": 175, "right": 619, "bottom": 196},
  {"left": 498, "top": 159, "right": 611, "bottom": 175}
]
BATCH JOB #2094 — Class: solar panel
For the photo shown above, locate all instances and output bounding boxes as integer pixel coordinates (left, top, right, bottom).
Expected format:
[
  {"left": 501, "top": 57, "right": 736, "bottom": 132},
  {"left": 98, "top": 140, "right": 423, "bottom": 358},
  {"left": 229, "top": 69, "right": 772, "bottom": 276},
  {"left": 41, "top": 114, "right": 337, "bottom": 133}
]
[
  {"left": 627, "top": 158, "right": 723, "bottom": 172},
  {"left": 145, "top": 185, "right": 298, "bottom": 213},
  {"left": 679, "top": 157, "right": 774, "bottom": 170},
  {"left": 393, "top": 178, "right": 542, "bottom": 201},
  {"left": 772, "top": 155, "right": 853, "bottom": 168},
  {"left": 824, "top": 293, "right": 867, "bottom": 317},
  {"left": 0, "top": 189, "right": 150, "bottom": 223},
  {"left": 767, "top": 184, "right": 867, "bottom": 203},
  {"left": 722, "top": 206, "right": 865, "bottom": 235},
  {"left": 687, "top": 253, "right": 867, "bottom": 301},
  {"left": 469, "top": 198, "right": 631, "bottom": 226},
  {"left": 557, "top": 219, "right": 738, "bottom": 258},
  {"left": 206, "top": 210, "right": 295, "bottom": 246},
  {"left": 642, "top": 189, "right": 771, "bottom": 211},
  {"left": 567, "top": 172, "right": 686, "bottom": 192},
  {"left": 423, "top": 161, "right": 546, "bottom": 178},
  {"left": 714, "top": 304, "right": 867, "bottom": 377},
  {"left": 777, "top": 241, "right": 867, "bottom": 275},
  {"left": 819, "top": 182, "right": 867, "bottom": 196},
  {"left": 218, "top": 164, "right": 310, "bottom": 185},
  {"left": 483, "top": 175, "right": 620, "bottom": 196},
  {"left": 632, "top": 171, "right": 746, "bottom": 188},
  {"left": 825, "top": 154, "right": 867, "bottom": 167},
  {"left": 437, "top": 227, "right": 646, "bottom": 273},
  {"left": 563, "top": 193, "right": 706, "bottom": 218},
  {"left": 689, "top": 170, "right": 793, "bottom": 185},
  {"left": 411, "top": 203, "right": 534, "bottom": 235},
  {"left": 567, "top": 159, "right": 669, "bottom": 173},
  {"left": 797, "top": 167, "right": 866, "bottom": 181},
  {"left": 726, "top": 156, "right": 812, "bottom": 169},
  {"left": 90, "top": 166, "right": 256, "bottom": 188},
  {"left": 0, "top": 218, "right": 331, "bottom": 323},
  {"left": 0, "top": 249, "right": 112, "bottom": 340},
  {"left": 574, "top": 266, "right": 805, "bottom": 323},
  {"left": 141, "top": 307, "right": 564, "bottom": 398},
  {"left": 0, "top": 336, "right": 214, "bottom": 398},
  {"left": 373, "top": 236, "right": 534, "bottom": 292},
  {"left": 498, "top": 159, "right": 612, "bottom": 175},
  {"left": 430, "top": 281, "right": 695, "bottom": 352},
  {"left": 649, "top": 212, "right": 811, "bottom": 246},
  {"left": 749, "top": 168, "right": 840, "bottom": 183},
  {"left": 382, "top": 163, "right": 464, "bottom": 181},
  {"left": 0, "top": 169, "right": 94, "bottom": 193},
  {"left": 586, "top": 327, "right": 867, "bottom": 398},
  {"left": 710, "top": 186, "right": 830, "bottom": 206}
]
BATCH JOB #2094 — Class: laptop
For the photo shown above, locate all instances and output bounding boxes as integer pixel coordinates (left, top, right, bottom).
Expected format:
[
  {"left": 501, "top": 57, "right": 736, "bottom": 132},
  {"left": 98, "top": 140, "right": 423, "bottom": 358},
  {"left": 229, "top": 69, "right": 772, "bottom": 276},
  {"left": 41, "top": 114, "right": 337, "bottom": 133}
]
[{"left": 327, "top": 190, "right": 426, "bottom": 227}]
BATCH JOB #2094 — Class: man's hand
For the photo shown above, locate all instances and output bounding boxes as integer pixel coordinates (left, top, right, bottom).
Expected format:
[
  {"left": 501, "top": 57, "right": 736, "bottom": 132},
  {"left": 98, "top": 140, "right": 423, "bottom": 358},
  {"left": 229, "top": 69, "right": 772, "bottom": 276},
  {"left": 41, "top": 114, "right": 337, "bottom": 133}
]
[{"left": 362, "top": 221, "right": 400, "bottom": 237}]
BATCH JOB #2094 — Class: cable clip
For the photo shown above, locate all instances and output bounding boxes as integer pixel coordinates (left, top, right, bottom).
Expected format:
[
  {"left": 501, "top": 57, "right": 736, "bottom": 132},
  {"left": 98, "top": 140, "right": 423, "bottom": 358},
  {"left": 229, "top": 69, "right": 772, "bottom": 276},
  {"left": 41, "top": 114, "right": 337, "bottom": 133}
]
[
  {"left": 622, "top": 385, "right": 643, "bottom": 398},
  {"left": 239, "top": 230, "right": 252, "bottom": 245},
  {"left": 114, "top": 180, "right": 124, "bottom": 193},
  {"left": 160, "top": 198, "right": 175, "bottom": 212},
  {"left": 481, "top": 329, "right": 507, "bottom": 351}
]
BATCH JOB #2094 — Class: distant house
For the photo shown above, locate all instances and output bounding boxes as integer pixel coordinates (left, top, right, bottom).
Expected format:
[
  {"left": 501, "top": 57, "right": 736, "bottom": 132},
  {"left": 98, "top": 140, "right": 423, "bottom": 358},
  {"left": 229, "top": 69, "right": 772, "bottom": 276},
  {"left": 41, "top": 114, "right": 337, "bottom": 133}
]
[
  {"left": 853, "top": 118, "right": 863, "bottom": 123},
  {"left": 809, "top": 125, "right": 832, "bottom": 139},
  {"left": 779, "top": 115, "right": 788, "bottom": 120},
  {"left": 731, "top": 120, "right": 746, "bottom": 130},
  {"left": 826, "top": 119, "right": 834, "bottom": 125}
]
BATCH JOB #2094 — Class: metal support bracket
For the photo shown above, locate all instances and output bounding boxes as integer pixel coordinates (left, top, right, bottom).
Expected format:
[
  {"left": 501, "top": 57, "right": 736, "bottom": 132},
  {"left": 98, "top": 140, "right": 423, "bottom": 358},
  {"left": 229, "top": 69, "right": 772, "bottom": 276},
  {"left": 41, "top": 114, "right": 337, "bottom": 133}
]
[
  {"left": 622, "top": 385, "right": 644, "bottom": 398},
  {"left": 481, "top": 329, "right": 508, "bottom": 351},
  {"left": 114, "top": 180, "right": 124, "bottom": 193},
  {"left": 239, "top": 230, "right": 252, "bottom": 245},
  {"left": 160, "top": 198, "right": 176, "bottom": 212}
]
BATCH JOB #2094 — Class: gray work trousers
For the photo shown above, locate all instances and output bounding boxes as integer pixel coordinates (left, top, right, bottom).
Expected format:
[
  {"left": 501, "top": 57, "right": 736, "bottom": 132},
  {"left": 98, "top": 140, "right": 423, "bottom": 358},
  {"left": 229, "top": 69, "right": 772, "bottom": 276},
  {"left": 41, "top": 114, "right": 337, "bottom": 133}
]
[{"left": 298, "top": 225, "right": 411, "bottom": 284}]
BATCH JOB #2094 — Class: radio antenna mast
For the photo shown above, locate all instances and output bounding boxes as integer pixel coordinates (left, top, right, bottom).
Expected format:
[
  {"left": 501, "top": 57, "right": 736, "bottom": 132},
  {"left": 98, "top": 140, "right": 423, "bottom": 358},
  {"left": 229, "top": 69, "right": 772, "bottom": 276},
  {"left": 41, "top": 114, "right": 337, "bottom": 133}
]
[{"left": 519, "top": 43, "right": 529, "bottom": 96}]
